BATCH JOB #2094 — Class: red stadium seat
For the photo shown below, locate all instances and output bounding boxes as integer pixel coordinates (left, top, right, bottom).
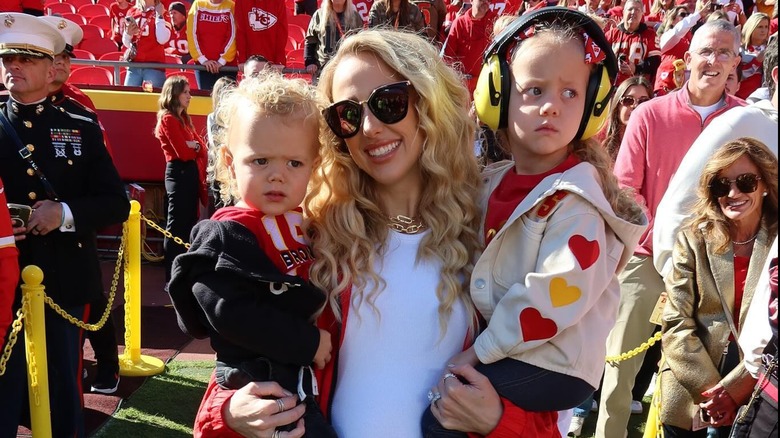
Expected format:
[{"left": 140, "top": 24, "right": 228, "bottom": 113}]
[
  {"left": 89, "top": 15, "right": 111, "bottom": 33},
  {"left": 79, "top": 38, "right": 120, "bottom": 57},
  {"left": 95, "top": 0, "right": 113, "bottom": 6},
  {"left": 285, "top": 35, "right": 298, "bottom": 53},
  {"left": 99, "top": 51, "right": 124, "bottom": 61},
  {"left": 166, "top": 69, "right": 198, "bottom": 90},
  {"left": 69, "top": 66, "right": 113, "bottom": 86},
  {"left": 80, "top": 23, "right": 105, "bottom": 41},
  {"left": 287, "top": 13, "right": 311, "bottom": 30},
  {"left": 72, "top": 48, "right": 96, "bottom": 59},
  {"left": 46, "top": 2, "right": 76, "bottom": 15},
  {"left": 67, "top": 0, "right": 96, "bottom": 9},
  {"left": 79, "top": 3, "right": 110, "bottom": 18},
  {"left": 286, "top": 48, "right": 304, "bottom": 64},
  {"left": 284, "top": 61, "right": 312, "bottom": 83},
  {"left": 288, "top": 24, "right": 306, "bottom": 47},
  {"left": 62, "top": 13, "right": 87, "bottom": 26}
]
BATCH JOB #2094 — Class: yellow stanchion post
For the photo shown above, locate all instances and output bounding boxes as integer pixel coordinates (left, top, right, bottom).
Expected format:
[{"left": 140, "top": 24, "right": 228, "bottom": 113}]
[
  {"left": 119, "top": 200, "right": 164, "bottom": 376},
  {"left": 21, "top": 265, "right": 52, "bottom": 438}
]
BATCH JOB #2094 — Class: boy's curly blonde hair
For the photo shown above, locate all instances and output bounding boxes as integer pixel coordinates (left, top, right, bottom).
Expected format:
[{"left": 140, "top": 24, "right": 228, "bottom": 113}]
[{"left": 209, "top": 72, "right": 328, "bottom": 206}]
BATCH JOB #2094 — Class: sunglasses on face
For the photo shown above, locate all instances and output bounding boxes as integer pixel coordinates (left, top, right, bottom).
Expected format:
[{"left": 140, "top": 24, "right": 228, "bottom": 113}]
[
  {"left": 324, "top": 81, "right": 412, "bottom": 139},
  {"left": 619, "top": 96, "right": 650, "bottom": 108},
  {"left": 709, "top": 173, "right": 762, "bottom": 198},
  {"left": 678, "top": 11, "right": 688, "bottom": 17}
]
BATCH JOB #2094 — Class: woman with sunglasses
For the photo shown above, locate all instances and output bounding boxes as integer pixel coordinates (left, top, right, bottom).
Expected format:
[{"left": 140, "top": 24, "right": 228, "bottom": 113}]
[
  {"left": 645, "top": 0, "right": 676, "bottom": 28},
  {"left": 601, "top": 76, "right": 652, "bottom": 161},
  {"left": 658, "top": 4, "right": 701, "bottom": 63},
  {"left": 661, "top": 137, "right": 778, "bottom": 438},
  {"left": 192, "top": 29, "right": 561, "bottom": 438}
]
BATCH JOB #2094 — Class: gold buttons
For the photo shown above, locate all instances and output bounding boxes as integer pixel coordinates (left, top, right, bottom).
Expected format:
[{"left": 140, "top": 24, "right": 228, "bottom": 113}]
[
  {"left": 77, "top": 242, "right": 82, "bottom": 248},
  {"left": 23, "top": 120, "right": 31, "bottom": 128},
  {"left": 67, "top": 160, "right": 73, "bottom": 165},
  {"left": 26, "top": 168, "right": 34, "bottom": 176},
  {"left": 26, "top": 144, "right": 34, "bottom": 152},
  {"left": 28, "top": 192, "right": 37, "bottom": 200}
]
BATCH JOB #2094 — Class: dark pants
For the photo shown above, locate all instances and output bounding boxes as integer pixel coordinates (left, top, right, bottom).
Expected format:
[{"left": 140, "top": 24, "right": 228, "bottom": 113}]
[
  {"left": 194, "top": 70, "right": 237, "bottom": 92},
  {"left": 164, "top": 160, "right": 200, "bottom": 282},
  {"left": 84, "top": 294, "right": 119, "bottom": 375},
  {"left": 663, "top": 424, "right": 731, "bottom": 438},
  {"left": 633, "top": 328, "right": 662, "bottom": 401},
  {"left": 215, "top": 359, "right": 338, "bottom": 438},
  {"left": 0, "top": 305, "right": 87, "bottom": 437},
  {"left": 422, "top": 359, "right": 595, "bottom": 437}
]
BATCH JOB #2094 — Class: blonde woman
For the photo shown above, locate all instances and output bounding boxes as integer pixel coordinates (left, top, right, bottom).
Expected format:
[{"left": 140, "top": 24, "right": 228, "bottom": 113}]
[
  {"left": 738, "top": 12, "right": 770, "bottom": 99},
  {"left": 303, "top": 0, "right": 364, "bottom": 76}
]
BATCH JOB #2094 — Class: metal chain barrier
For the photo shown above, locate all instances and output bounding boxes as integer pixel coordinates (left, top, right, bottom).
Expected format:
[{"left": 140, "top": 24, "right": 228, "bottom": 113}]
[
  {"left": 0, "top": 297, "right": 26, "bottom": 376},
  {"left": 606, "top": 331, "right": 663, "bottom": 367},
  {"left": 139, "top": 209, "right": 165, "bottom": 263},
  {"left": 140, "top": 213, "right": 190, "bottom": 250},
  {"left": 43, "top": 223, "right": 126, "bottom": 331},
  {"left": 121, "top": 244, "right": 132, "bottom": 368}
]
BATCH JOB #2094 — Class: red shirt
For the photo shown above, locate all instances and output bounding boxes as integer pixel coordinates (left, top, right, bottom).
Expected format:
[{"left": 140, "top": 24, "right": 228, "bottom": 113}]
[
  {"left": 443, "top": 10, "right": 497, "bottom": 95},
  {"left": 234, "top": 0, "right": 288, "bottom": 65},
  {"left": 606, "top": 23, "right": 660, "bottom": 84},
  {"left": 155, "top": 112, "right": 206, "bottom": 163},
  {"left": 110, "top": 2, "right": 132, "bottom": 43},
  {"left": 354, "top": 0, "right": 374, "bottom": 25},
  {"left": 128, "top": 6, "right": 171, "bottom": 63},
  {"left": 484, "top": 154, "right": 580, "bottom": 245},
  {"left": 168, "top": 23, "right": 189, "bottom": 58},
  {"left": 0, "top": 178, "right": 20, "bottom": 343}
]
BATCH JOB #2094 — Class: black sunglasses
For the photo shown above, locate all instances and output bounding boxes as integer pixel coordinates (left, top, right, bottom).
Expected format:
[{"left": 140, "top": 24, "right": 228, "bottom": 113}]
[
  {"left": 709, "top": 173, "right": 762, "bottom": 198},
  {"left": 324, "top": 81, "right": 412, "bottom": 139},
  {"left": 619, "top": 96, "right": 650, "bottom": 108},
  {"left": 678, "top": 11, "right": 688, "bottom": 17}
]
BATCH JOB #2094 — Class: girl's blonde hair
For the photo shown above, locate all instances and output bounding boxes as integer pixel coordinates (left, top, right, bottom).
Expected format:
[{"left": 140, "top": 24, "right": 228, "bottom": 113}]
[
  {"left": 210, "top": 72, "right": 327, "bottom": 205},
  {"left": 318, "top": 0, "right": 363, "bottom": 34},
  {"left": 309, "top": 29, "right": 482, "bottom": 334},
  {"left": 154, "top": 75, "right": 192, "bottom": 136},
  {"left": 742, "top": 12, "right": 770, "bottom": 47},
  {"left": 687, "top": 137, "right": 778, "bottom": 253},
  {"left": 210, "top": 76, "right": 236, "bottom": 110},
  {"left": 503, "top": 26, "right": 645, "bottom": 225},
  {"left": 650, "top": 0, "right": 673, "bottom": 17},
  {"left": 602, "top": 76, "right": 652, "bottom": 161}
]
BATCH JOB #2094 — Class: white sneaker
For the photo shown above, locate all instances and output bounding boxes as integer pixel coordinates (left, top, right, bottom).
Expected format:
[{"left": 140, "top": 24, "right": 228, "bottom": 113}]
[
  {"left": 631, "top": 399, "right": 643, "bottom": 415},
  {"left": 568, "top": 416, "right": 585, "bottom": 437},
  {"left": 590, "top": 399, "right": 598, "bottom": 412},
  {"left": 644, "top": 373, "right": 657, "bottom": 397}
]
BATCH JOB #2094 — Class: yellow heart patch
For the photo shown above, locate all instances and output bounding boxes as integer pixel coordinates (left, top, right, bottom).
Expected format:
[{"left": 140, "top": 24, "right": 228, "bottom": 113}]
[{"left": 549, "top": 277, "right": 581, "bottom": 307}]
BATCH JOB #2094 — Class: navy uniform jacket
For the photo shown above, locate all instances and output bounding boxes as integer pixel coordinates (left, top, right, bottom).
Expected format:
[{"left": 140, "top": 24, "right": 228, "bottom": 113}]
[{"left": 0, "top": 98, "right": 129, "bottom": 307}]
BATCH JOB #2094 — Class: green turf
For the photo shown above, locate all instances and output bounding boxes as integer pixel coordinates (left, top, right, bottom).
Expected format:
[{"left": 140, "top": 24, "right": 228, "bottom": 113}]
[{"left": 91, "top": 360, "right": 213, "bottom": 438}]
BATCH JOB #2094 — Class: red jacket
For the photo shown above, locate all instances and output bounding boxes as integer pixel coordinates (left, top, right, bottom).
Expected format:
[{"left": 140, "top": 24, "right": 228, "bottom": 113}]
[
  {"left": 155, "top": 112, "right": 208, "bottom": 205},
  {"left": 0, "top": 178, "right": 20, "bottom": 343},
  {"left": 443, "top": 10, "right": 497, "bottom": 95},
  {"left": 234, "top": 0, "right": 288, "bottom": 65},
  {"left": 127, "top": 6, "right": 171, "bottom": 63}
]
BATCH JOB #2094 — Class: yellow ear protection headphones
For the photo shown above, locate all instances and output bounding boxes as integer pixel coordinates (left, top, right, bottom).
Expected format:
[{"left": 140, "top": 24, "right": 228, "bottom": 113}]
[{"left": 474, "top": 7, "right": 618, "bottom": 140}]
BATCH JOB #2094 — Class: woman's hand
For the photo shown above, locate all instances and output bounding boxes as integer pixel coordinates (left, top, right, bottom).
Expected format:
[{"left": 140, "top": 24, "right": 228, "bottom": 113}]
[
  {"left": 429, "top": 364, "right": 503, "bottom": 435},
  {"left": 305, "top": 64, "right": 318, "bottom": 75},
  {"left": 204, "top": 60, "right": 221, "bottom": 74},
  {"left": 700, "top": 383, "right": 739, "bottom": 426},
  {"left": 312, "top": 328, "right": 332, "bottom": 369},
  {"left": 224, "top": 382, "right": 306, "bottom": 438}
]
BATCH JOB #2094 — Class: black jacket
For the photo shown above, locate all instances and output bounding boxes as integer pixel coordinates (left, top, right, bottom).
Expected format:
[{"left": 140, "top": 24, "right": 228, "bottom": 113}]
[{"left": 168, "top": 219, "right": 325, "bottom": 366}]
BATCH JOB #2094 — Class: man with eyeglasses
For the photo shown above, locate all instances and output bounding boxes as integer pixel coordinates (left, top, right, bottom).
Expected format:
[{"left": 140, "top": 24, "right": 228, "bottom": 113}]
[
  {"left": 655, "top": 35, "right": 777, "bottom": 278},
  {"left": 597, "top": 19, "right": 746, "bottom": 438}
]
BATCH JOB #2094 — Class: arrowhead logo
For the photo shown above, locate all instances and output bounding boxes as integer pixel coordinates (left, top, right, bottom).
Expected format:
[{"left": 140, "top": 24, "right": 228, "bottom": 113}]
[{"left": 248, "top": 8, "right": 278, "bottom": 31}]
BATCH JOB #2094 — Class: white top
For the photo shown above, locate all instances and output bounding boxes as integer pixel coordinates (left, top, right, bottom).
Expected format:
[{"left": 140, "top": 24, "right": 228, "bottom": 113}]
[
  {"left": 330, "top": 230, "right": 469, "bottom": 438},
  {"left": 739, "top": 236, "right": 777, "bottom": 378}
]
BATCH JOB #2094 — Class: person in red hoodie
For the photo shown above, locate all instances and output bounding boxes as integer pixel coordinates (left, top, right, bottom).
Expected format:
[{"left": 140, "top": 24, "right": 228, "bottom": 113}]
[
  {"left": 187, "top": 29, "right": 562, "bottom": 438},
  {"left": 443, "top": 0, "right": 497, "bottom": 96},
  {"left": 123, "top": 0, "right": 172, "bottom": 87},
  {"left": 154, "top": 75, "right": 207, "bottom": 282},
  {"left": 234, "top": 0, "right": 288, "bottom": 71},
  {"left": 0, "top": 178, "right": 19, "bottom": 347}
]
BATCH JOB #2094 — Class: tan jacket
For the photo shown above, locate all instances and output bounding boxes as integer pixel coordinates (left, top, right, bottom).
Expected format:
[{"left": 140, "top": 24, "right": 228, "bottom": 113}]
[{"left": 660, "top": 220, "right": 776, "bottom": 429}]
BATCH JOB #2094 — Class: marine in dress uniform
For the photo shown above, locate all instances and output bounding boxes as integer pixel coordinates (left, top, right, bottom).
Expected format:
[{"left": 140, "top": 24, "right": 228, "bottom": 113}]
[
  {"left": 0, "top": 13, "right": 129, "bottom": 437},
  {"left": 42, "top": 15, "right": 122, "bottom": 395}
]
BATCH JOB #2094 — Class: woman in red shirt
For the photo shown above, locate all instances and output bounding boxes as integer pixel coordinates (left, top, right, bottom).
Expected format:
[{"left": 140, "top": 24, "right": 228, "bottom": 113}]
[
  {"left": 154, "top": 75, "right": 207, "bottom": 281},
  {"left": 123, "top": 0, "right": 172, "bottom": 87}
]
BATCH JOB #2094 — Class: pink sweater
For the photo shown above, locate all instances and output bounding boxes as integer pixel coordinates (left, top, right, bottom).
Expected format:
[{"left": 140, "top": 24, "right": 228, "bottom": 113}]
[{"left": 614, "top": 85, "right": 745, "bottom": 257}]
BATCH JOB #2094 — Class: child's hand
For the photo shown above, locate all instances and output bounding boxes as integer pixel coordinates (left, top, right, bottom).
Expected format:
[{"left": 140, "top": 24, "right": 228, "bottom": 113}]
[
  {"left": 313, "top": 329, "right": 332, "bottom": 369},
  {"left": 447, "top": 346, "right": 479, "bottom": 368}
]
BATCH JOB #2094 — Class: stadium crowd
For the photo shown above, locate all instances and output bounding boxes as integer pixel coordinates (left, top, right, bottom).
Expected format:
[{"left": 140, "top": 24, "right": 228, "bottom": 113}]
[{"left": 0, "top": 0, "right": 778, "bottom": 437}]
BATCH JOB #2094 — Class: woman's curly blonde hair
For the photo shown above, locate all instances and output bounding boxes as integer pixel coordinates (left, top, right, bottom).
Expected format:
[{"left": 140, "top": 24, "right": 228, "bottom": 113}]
[
  {"left": 210, "top": 72, "right": 327, "bottom": 206},
  {"left": 306, "top": 30, "right": 482, "bottom": 335}
]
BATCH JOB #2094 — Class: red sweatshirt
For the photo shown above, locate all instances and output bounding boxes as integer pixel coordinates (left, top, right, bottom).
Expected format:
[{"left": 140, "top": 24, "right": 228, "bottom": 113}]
[
  {"left": 187, "top": 0, "right": 237, "bottom": 65},
  {"left": 110, "top": 1, "right": 133, "bottom": 45},
  {"left": 234, "top": 0, "right": 288, "bottom": 65},
  {"left": 0, "top": 178, "right": 20, "bottom": 343},
  {"left": 127, "top": 6, "right": 171, "bottom": 63},
  {"left": 443, "top": 9, "right": 497, "bottom": 95}
]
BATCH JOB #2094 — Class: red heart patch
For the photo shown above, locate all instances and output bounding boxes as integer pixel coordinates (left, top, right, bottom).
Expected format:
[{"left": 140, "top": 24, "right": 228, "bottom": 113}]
[
  {"left": 519, "top": 308, "right": 558, "bottom": 342},
  {"left": 568, "top": 235, "right": 600, "bottom": 270}
]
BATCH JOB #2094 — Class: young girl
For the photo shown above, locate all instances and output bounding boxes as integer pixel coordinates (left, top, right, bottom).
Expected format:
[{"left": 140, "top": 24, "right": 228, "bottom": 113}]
[
  {"left": 167, "top": 72, "right": 338, "bottom": 437},
  {"left": 424, "top": 8, "right": 647, "bottom": 435},
  {"left": 154, "top": 75, "right": 207, "bottom": 282}
]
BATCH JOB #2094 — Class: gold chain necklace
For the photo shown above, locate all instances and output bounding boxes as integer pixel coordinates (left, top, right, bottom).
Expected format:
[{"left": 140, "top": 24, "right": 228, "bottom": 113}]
[{"left": 388, "top": 214, "right": 426, "bottom": 234}]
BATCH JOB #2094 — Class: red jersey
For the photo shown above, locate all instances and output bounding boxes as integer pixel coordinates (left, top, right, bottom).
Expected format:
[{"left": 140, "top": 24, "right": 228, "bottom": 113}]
[
  {"left": 0, "top": 178, "right": 20, "bottom": 343},
  {"left": 354, "top": 0, "right": 374, "bottom": 25},
  {"left": 127, "top": 6, "right": 171, "bottom": 63},
  {"left": 234, "top": 0, "right": 289, "bottom": 65},
  {"left": 187, "top": 0, "right": 237, "bottom": 65},
  {"left": 110, "top": 1, "right": 132, "bottom": 44},
  {"left": 168, "top": 23, "right": 189, "bottom": 58},
  {"left": 737, "top": 44, "right": 765, "bottom": 99},
  {"left": 606, "top": 22, "right": 660, "bottom": 84}
]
